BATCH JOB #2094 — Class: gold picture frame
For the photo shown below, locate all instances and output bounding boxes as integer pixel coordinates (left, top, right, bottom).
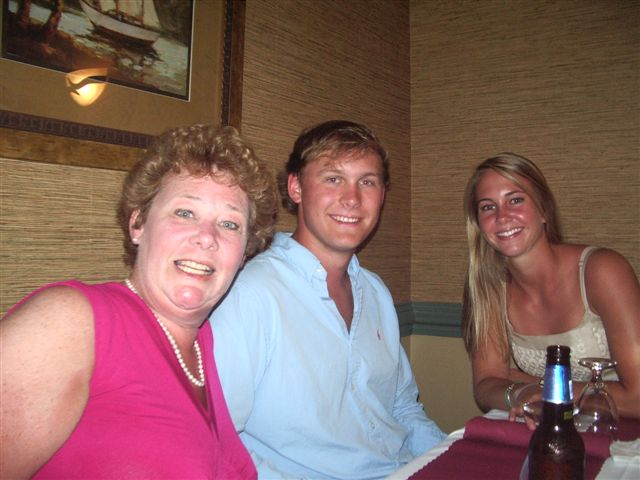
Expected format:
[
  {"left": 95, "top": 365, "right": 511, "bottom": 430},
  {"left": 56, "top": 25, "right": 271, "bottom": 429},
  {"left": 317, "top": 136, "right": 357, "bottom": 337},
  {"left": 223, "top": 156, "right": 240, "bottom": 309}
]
[{"left": 0, "top": 0, "right": 245, "bottom": 171}]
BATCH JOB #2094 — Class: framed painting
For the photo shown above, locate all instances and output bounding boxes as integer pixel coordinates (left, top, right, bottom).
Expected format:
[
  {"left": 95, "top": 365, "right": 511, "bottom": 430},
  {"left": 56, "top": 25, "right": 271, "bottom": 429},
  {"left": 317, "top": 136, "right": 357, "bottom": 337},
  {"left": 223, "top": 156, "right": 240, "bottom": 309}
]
[
  {"left": 0, "top": 0, "right": 245, "bottom": 170},
  {"left": 3, "top": 0, "right": 195, "bottom": 99}
]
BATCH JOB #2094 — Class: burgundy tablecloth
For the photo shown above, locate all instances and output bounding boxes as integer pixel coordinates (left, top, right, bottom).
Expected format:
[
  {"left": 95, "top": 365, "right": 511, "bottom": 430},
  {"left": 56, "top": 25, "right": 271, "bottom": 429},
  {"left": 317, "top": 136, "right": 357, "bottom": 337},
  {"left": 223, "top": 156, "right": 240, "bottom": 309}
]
[{"left": 409, "top": 416, "right": 639, "bottom": 480}]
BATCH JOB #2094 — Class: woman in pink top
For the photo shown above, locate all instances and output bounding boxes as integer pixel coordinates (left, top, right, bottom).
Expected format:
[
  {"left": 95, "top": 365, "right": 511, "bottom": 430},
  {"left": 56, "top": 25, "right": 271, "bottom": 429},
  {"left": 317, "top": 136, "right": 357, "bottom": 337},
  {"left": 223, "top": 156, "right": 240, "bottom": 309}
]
[{"left": 1, "top": 124, "right": 278, "bottom": 478}]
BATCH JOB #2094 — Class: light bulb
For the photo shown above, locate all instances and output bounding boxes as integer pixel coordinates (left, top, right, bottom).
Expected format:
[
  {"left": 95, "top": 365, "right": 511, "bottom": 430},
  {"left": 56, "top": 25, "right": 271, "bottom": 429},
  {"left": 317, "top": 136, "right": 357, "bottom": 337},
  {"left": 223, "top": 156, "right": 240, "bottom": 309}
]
[{"left": 65, "top": 68, "right": 108, "bottom": 106}]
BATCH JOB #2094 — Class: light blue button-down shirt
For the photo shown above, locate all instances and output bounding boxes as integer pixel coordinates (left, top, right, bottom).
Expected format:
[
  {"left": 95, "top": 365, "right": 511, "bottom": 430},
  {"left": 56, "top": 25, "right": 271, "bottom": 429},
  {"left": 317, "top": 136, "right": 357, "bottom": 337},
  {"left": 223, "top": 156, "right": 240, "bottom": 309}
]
[{"left": 211, "top": 233, "right": 445, "bottom": 479}]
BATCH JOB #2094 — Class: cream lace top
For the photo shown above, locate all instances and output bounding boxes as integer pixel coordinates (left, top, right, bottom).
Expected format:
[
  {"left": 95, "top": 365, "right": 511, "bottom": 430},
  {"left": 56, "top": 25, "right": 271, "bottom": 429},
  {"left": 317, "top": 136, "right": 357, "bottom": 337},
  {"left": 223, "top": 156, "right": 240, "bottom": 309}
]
[{"left": 508, "top": 246, "right": 618, "bottom": 382}]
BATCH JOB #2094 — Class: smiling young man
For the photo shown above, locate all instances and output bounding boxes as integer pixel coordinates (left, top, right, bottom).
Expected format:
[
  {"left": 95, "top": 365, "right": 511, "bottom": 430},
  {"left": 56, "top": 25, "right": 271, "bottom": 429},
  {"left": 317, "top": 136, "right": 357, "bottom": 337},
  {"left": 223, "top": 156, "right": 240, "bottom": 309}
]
[{"left": 210, "top": 120, "right": 445, "bottom": 479}]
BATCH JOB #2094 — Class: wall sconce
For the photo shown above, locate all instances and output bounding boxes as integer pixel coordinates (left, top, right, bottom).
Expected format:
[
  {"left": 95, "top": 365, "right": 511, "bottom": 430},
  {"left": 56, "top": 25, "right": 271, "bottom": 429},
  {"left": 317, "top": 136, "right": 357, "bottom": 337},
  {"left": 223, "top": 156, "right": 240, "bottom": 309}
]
[{"left": 65, "top": 68, "right": 108, "bottom": 106}]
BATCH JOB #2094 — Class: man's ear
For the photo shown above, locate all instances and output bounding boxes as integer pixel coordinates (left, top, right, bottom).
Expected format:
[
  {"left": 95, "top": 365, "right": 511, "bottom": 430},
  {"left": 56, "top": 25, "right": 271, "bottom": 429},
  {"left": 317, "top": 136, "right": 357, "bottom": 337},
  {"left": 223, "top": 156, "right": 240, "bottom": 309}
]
[{"left": 287, "top": 173, "right": 302, "bottom": 205}]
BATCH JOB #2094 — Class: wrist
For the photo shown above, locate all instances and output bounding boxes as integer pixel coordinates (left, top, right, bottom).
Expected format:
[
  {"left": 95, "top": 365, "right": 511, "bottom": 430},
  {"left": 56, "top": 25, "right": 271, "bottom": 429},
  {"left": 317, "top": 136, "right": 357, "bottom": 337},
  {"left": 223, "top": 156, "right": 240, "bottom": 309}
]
[
  {"left": 507, "top": 379, "right": 544, "bottom": 409},
  {"left": 504, "top": 382, "right": 523, "bottom": 409}
]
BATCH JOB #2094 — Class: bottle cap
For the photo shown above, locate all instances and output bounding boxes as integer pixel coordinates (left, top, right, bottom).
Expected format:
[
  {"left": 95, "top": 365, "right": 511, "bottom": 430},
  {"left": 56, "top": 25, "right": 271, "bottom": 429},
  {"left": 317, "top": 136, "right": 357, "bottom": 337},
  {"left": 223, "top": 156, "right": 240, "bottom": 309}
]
[{"left": 546, "top": 344, "right": 570, "bottom": 361}]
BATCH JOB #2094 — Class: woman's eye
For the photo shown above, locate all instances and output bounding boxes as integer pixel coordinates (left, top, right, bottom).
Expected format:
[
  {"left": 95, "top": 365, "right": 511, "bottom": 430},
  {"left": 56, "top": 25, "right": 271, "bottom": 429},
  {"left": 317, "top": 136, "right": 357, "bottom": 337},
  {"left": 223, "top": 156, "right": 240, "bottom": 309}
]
[
  {"left": 510, "top": 197, "right": 524, "bottom": 205},
  {"left": 221, "top": 220, "right": 240, "bottom": 231},
  {"left": 479, "top": 204, "right": 494, "bottom": 212},
  {"left": 175, "top": 209, "right": 194, "bottom": 218}
]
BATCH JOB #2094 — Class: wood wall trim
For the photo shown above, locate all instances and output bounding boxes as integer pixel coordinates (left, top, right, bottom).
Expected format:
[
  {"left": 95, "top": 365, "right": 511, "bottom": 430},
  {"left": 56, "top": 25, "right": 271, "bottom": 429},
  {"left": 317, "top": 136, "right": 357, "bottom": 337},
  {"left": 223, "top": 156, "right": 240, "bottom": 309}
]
[{"left": 0, "top": 126, "right": 143, "bottom": 171}]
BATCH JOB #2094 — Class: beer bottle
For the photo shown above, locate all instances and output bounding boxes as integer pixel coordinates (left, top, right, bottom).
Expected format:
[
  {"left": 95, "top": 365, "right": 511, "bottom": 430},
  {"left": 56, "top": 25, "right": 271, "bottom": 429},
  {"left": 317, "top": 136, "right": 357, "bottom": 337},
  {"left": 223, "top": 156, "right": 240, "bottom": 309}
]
[{"left": 525, "top": 345, "right": 585, "bottom": 479}]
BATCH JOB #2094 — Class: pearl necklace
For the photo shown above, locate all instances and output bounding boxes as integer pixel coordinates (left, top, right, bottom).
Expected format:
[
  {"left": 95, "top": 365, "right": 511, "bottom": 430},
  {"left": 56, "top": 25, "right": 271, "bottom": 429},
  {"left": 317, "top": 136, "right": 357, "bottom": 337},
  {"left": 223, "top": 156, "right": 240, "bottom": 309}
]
[{"left": 124, "top": 279, "right": 205, "bottom": 387}]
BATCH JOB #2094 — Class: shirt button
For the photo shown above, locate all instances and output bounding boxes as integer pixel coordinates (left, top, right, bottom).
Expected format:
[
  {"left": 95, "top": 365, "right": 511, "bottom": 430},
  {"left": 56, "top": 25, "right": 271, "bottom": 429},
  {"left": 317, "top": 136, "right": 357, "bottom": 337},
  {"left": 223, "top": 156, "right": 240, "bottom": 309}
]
[
  {"left": 369, "top": 421, "right": 375, "bottom": 430},
  {"left": 351, "top": 383, "right": 356, "bottom": 392}
]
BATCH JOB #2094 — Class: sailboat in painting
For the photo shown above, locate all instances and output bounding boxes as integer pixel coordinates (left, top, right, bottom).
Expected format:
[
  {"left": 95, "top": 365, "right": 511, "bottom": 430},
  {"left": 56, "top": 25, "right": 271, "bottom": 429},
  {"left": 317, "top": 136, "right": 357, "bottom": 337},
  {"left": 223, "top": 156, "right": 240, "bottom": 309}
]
[{"left": 79, "top": 0, "right": 161, "bottom": 46}]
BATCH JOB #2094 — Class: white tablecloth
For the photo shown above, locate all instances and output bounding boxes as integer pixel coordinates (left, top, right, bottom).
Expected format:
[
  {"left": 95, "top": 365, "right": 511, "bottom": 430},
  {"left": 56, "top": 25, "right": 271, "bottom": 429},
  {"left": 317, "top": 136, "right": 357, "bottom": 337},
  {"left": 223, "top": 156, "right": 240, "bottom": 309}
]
[{"left": 387, "top": 410, "right": 640, "bottom": 480}]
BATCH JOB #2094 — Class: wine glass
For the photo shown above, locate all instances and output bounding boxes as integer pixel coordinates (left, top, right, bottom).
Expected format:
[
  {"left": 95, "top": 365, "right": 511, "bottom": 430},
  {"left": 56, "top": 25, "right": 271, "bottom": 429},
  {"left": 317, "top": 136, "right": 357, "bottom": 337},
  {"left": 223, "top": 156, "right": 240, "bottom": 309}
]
[{"left": 574, "top": 357, "right": 619, "bottom": 437}]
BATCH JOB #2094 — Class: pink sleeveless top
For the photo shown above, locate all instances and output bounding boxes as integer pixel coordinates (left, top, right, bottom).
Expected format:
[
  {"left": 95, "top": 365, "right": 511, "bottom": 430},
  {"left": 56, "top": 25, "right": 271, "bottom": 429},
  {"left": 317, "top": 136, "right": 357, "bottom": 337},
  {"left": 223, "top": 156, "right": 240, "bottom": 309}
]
[{"left": 25, "top": 280, "right": 256, "bottom": 479}]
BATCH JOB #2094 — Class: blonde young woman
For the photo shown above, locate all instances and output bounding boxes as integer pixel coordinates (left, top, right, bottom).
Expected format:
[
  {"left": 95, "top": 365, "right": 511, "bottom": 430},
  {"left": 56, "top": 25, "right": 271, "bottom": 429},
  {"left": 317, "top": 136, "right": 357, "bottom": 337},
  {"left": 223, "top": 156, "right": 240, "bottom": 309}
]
[{"left": 462, "top": 153, "right": 640, "bottom": 425}]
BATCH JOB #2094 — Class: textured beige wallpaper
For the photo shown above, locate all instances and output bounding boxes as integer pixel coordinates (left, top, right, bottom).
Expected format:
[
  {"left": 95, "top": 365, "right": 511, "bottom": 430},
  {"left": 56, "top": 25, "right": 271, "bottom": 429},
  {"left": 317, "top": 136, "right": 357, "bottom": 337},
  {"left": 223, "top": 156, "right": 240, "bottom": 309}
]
[
  {"left": 411, "top": 0, "right": 639, "bottom": 304},
  {"left": 0, "top": 157, "right": 127, "bottom": 314}
]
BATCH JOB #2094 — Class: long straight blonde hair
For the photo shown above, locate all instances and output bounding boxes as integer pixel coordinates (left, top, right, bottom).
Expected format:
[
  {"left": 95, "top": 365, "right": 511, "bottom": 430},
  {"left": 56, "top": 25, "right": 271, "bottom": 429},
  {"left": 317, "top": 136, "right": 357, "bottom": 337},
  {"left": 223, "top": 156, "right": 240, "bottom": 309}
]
[{"left": 462, "top": 153, "right": 562, "bottom": 359}]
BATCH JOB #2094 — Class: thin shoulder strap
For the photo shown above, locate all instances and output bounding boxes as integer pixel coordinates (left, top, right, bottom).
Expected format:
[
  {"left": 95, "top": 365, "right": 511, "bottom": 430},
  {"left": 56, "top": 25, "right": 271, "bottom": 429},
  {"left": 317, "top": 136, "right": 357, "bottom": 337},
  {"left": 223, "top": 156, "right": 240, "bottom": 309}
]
[{"left": 578, "top": 246, "right": 599, "bottom": 310}]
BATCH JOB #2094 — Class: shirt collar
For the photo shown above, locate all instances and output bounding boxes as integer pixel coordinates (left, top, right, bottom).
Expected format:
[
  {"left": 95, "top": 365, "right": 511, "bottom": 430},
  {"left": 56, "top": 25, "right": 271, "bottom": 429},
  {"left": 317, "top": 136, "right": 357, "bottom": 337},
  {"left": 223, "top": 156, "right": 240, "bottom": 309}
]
[{"left": 272, "top": 232, "right": 361, "bottom": 282}]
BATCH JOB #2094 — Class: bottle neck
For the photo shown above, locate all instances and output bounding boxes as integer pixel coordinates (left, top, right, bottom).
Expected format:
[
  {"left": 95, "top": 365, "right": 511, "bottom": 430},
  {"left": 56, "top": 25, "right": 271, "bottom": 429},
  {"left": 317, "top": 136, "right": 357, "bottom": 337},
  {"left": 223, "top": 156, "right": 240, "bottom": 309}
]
[
  {"left": 540, "top": 362, "right": 576, "bottom": 426},
  {"left": 542, "top": 363, "right": 574, "bottom": 404}
]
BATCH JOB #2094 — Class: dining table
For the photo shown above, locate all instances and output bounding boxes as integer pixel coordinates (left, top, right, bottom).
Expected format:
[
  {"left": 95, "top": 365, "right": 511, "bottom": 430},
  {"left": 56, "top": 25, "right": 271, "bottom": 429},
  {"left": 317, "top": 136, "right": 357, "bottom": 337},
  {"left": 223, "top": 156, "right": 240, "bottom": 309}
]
[{"left": 387, "top": 409, "right": 640, "bottom": 479}]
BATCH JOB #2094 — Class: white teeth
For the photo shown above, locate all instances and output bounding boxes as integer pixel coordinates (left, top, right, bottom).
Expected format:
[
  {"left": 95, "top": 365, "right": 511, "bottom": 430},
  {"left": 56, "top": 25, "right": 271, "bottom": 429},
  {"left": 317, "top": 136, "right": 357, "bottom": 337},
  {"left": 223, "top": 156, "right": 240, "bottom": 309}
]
[
  {"left": 175, "top": 260, "right": 214, "bottom": 275},
  {"left": 497, "top": 227, "right": 522, "bottom": 237},
  {"left": 332, "top": 215, "right": 359, "bottom": 223}
]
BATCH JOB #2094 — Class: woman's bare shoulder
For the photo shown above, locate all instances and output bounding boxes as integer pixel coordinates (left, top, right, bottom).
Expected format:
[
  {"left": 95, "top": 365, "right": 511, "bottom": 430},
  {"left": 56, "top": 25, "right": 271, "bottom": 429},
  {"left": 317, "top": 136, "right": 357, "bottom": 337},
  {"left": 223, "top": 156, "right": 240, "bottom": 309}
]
[
  {"left": 556, "top": 244, "right": 632, "bottom": 274},
  {"left": 3, "top": 284, "right": 94, "bottom": 333},
  {"left": 1, "top": 284, "right": 95, "bottom": 478},
  {"left": 582, "top": 247, "right": 639, "bottom": 318},
  {"left": 1, "top": 283, "right": 95, "bottom": 391},
  {"left": 584, "top": 247, "right": 637, "bottom": 279}
]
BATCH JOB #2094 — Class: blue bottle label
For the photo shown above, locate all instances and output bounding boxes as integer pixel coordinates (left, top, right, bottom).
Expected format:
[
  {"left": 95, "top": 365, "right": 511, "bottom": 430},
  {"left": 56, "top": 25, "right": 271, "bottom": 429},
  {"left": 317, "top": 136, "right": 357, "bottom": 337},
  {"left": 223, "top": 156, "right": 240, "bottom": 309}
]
[{"left": 542, "top": 364, "right": 573, "bottom": 404}]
